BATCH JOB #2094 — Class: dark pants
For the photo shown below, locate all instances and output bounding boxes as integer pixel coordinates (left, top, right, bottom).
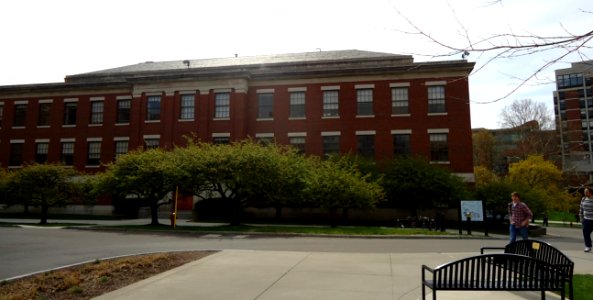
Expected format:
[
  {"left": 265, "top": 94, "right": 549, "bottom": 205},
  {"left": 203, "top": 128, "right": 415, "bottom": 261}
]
[{"left": 583, "top": 219, "right": 593, "bottom": 248}]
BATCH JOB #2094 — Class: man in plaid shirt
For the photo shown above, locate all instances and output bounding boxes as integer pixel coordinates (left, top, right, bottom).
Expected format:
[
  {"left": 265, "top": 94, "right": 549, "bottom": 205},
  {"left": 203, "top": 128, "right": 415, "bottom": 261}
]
[{"left": 508, "top": 192, "right": 533, "bottom": 242}]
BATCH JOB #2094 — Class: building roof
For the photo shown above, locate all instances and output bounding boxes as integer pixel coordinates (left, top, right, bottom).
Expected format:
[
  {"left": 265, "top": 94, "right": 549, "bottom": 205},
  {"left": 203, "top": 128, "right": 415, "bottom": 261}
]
[{"left": 69, "top": 50, "right": 411, "bottom": 77}]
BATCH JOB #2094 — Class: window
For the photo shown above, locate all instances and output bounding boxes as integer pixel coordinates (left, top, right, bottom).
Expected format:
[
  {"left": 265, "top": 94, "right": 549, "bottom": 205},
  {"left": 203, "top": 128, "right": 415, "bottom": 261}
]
[
  {"left": 13, "top": 103, "right": 27, "bottom": 127},
  {"left": 430, "top": 133, "right": 449, "bottom": 162},
  {"left": 117, "top": 99, "right": 131, "bottom": 123},
  {"left": 392, "top": 87, "right": 409, "bottom": 114},
  {"left": 9, "top": 142, "right": 24, "bottom": 166},
  {"left": 61, "top": 142, "right": 75, "bottom": 166},
  {"left": 90, "top": 101, "right": 104, "bottom": 124},
  {"left": 322, "top": 135, "right": 340, "bottom": 158},
  {"left": 322, "top": 90, "right": 339, "bottom": 117},
  {"left": 63, "top": 102, "right": 77, "bottom": 125},
  {"left": 357, "top": 89, "right": 373, "bottom": 116},
  {"left": 289, "top": 136, "right": 306, "bottom": 154},
  {"left": 38, "top": 103, "right": 52, "bottom": 126},
  {"left": 212, "top": 137, "right": 230, "bottom": 144},
  {"left": 35, "top": 142, "right": 49, "bottom": 163},
  {"left": 145, "top": 138, "right": 159, "bottom": 149},
  {"left": 393, "top": 134, "right": 411, "bottom": 156},
  {"left": 357, "top": 135, "right": 374, "bottom": 158},
  {"left": 87, "top": 141, "right": 101, "bottom": 166},
  {"left": 289, "top": 92, "right": 306, "bottom": 118},
  {"left": 180, "top": 94, "right": 194, "bottom": 120},
  {"left": 428, "top": 86, "right": 446, "bottom": 113},
  {"left": 146, "top": 96, "right": 161, "bottom": 121},
  {"left": 114, "top": 141, "right": 128, "bottom": 160},
  {"left": 214, "top": 93, "right": 230, "bottom": 118},
  {"left": 256, "top": 136, "right": 274, "bottom": 145},
  {"left": 258, "top": 93, "right": 274, "bottom": 119}
]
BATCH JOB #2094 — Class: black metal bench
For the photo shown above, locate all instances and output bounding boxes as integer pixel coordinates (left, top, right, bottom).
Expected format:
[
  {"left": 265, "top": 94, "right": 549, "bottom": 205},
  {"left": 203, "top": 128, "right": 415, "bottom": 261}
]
[
  {"left": 421, "top": 253, "right": 567, "bottom": 300},
  {"left": 481, "top": 239, "right": 574, "bottom": 299}
]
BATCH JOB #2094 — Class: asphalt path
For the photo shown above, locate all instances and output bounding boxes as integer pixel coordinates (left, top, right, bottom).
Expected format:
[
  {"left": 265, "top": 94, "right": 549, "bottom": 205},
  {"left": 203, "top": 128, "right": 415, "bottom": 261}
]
[{"left": 0, "top": 224, "right": 585, "bottom": 281}]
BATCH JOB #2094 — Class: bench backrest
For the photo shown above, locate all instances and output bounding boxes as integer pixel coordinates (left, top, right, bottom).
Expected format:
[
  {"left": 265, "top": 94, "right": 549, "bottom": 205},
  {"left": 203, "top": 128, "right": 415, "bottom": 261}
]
[
  {"left": 504, "top": 240, "right": 574, "bottom": 277},
  {"left": 431, "top": 254, "right": 566, "bottom": 290}
]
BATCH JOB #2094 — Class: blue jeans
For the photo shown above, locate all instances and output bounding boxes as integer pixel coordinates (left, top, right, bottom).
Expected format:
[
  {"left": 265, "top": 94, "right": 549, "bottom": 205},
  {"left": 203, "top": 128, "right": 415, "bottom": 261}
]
[
  {"left": 583, "top": 219, "right": 593, "bottom": 248},
  {"left": 509, "top": 224, "right": 529, "bottom": 242}
]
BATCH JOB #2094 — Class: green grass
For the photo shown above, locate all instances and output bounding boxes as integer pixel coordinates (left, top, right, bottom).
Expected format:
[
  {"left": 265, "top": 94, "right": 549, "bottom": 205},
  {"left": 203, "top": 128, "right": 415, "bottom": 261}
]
[
  {"left": 97, "top": 224, "right": 454, "bottom": 236},
  {"left": 567, "top": 274, "right": 593, "bottom": 300},
  {"left": 548, "top": 210, "right": 578, "bottom": 222}
]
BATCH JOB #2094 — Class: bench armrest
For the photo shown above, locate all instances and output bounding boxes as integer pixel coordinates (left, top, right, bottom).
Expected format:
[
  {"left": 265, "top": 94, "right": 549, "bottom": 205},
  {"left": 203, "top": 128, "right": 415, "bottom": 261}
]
[
  {"left": 421, "top": 265, "right": 434, "bottom": 283},
  {"left": 480, "top": 246, "right": 505, "bottom": 254}
]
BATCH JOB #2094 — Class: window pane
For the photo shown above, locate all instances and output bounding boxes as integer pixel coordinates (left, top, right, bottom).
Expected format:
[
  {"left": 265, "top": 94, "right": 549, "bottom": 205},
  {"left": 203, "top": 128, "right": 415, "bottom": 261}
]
[
  {"left": 87, "top": 142, "right": 101, "bottom": 165},
  {"left": 323, "top": 135, "right": 340, "bottom": 158},
  {"left": 146, "top": 96, "right": 161, "bottom": 121},
  {"left": 428, "top": 86, "right": 446, "bottom": 113},
  {"left": 90, "top": 101, "right": 104, "bottom": 124},
  {"left": 290, "top": 92, "right": 306, "bottom": 118},
  {"left": 61, "top": 142, "right": 74, "bottom": 165},
  {"left": 323, "top": 90, "right": 339, "bottom": 117},
  {"left": 357, "top": 135, "right": 374, "bottom": 158},
  {"left": 258, "top": 93, "right": 274, "bottom": 118},
  {"left": 117, "top": 100, "right": 131, "bottom": 123},
  {"left": 180, "top": 94, "right": 194, "bottom": 120},
  {"left": 393, "top": 134, "right": 411, "bottom": 156},
  {"left": 430, "top": 133, "right": 448, "bottom": 161},
  {"left": 115, "top": 141, "right": 128, "bottom": 160},
  {"left": 38, "top": 103, "right": 52, "bottom": 126},
  {"left": 63, "top": 102, "right": 77, "bottom": 125},
  {"left": 357, "top": 89, "right": 373, "bottom": 115},
  {"left": 215, "top": 93, "right": 230, "bottom": 118},
  {"left": 289, "top": 136, "right": 306, "bottom": 154},
  {"left": 212, "top": 137, "right": 230, "bottom": 144},
  {"left": 13, "top": 104, "right": 27, "bottom": 127},
  {"left": 392, "top": 87, "right": 409, "bottom": 114},
  {"left": 36, "top": 142, "right": 49, "bottom": 163},
  {"left": 9, "top": 143, "right": 24, "bottom": 166},
  {"left": 145, "top": 139, "right": 159, "bottom": 149}
]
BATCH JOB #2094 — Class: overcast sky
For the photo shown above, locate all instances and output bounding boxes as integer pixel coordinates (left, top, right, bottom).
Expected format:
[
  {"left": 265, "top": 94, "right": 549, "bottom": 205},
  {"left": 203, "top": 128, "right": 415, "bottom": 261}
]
[{"left": 1, "top": 0, "right": 591, "bottom": 129}]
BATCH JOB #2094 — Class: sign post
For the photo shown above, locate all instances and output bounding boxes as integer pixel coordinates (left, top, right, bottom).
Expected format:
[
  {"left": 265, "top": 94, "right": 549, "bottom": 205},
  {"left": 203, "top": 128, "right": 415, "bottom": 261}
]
[{"left": 459, "top": 200, "right": 486, "bottom": 236}]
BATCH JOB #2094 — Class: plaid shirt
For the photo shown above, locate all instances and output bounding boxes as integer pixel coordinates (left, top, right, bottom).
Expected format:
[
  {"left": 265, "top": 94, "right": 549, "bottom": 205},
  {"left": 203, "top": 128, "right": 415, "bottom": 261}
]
[{"left": 509, "top": 202, "right": 533, "bottom": 228}]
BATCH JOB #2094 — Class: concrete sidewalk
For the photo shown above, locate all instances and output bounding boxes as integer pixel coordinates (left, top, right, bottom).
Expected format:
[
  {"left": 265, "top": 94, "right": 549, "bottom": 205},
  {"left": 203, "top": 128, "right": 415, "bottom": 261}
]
[{"left": 92, "top": 249, "right": 588, "bottom": 300}]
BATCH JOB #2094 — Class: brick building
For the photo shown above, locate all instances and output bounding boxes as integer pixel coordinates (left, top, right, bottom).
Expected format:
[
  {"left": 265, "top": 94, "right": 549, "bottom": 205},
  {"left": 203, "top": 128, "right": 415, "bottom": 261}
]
[{"left": 0, "top": 50, "right": 475, "bottom": 183}]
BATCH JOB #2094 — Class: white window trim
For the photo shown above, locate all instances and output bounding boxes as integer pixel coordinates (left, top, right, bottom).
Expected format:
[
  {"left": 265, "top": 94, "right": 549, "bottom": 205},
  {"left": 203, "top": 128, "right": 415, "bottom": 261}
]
[
  {"left": 426, "top": 81, "right": 447, "bottom": 86},
  {"left": 255, "top": 133, "right": 274, "bottom": 138},
  {"left": 90, "top": 97, "right": 105, "bottom": 101},
  {"left": 87, "top": 137, "right": 103, "bottom": 142},
  {"left": 39, "top": 99, "right": 53, "bottom": 104},
  {"left": 35, "top": 139, "right": 50, "bottom": 143},
  {"left": 10, "top": 139, "right": 25, "bottom": 143},
  {"left": 427, "top": 128, "right": 450, "bottom": 134},
  {"left": 356, "top": 130, "right": 376, "bottom": 135},
  {"left": 321, "top": 86, "right": 340, "bottom": 91},
  {"left": 143, "top": 134, "right": 160, "bottom": 139},
  {"left": 355, "top": 84, "right": 375, "bottom": 89},
  {"left": 256, "top": 89, "right": 275, "bottom": 94},
  {"left": 61, "top": 138, "right": 76, "bottom": 142},
  {"left": 288, "top": 132, "right": 307, "bottom": 137},
  {"left": 116, "top": 95, "right": 132, "bottom": 100},
  {"left": 64, "top": 98, "right": 78, "bottom": 103},
  {"left": 114, "top": 137, "right": 130, "bottom": 141},
  {"left": 321, "top": 131, "right": 341, "bottom": 136},
  {"left": 212, "top": 132, "right": 231, "bottom": 137},
  {"left": 390, "top": 82, "right": 410, "bottom": 87},
  {"left": 391, "top": 129, "right": 412, "bottom": 134},
  {"left": 14, "top": 100, "right": 28, "bottom": 105},
  {"left": 288, "top": 87, "right": 307, "bottom": 92}
]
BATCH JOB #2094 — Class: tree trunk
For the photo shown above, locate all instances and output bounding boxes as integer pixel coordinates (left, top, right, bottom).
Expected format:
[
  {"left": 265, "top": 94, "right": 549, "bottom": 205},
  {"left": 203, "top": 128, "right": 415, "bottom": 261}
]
[
  {"left": 40, "top": 200, "right": 48, "bottom": 225},
  {"left": 150, "top": 202, "right": 160, "bottom": 226},
  {"left": 229, "top": 198, "right": 242, "bottom": 226}
]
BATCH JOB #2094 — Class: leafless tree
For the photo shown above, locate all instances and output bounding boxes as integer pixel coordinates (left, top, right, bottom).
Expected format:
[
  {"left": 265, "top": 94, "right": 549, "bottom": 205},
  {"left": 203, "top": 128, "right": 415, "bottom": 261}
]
[
  {"left": 395, "top": 1, "right": 593, "bottom": 103},
  {"left": 499, "top": 99, "right": 553, "bottom": 129}
]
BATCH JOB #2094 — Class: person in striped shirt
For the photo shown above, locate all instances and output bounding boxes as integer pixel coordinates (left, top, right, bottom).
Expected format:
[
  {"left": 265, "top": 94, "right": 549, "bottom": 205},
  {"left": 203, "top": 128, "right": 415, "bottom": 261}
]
[
  {"left": 508, "top": 192, "right": 533, "bottom": 242},
  {"left": 580, "top": 187, "right": 593, "bottom": 252}
]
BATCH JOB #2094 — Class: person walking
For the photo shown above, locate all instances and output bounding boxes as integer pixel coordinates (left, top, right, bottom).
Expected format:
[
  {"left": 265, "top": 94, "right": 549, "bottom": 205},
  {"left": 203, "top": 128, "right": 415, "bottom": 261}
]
[
  {"left": 580, "top": 187, "right": 593, "bottom": 252},
  {"left": 508, "top": 192, "right": 533, "bottom": 242}
]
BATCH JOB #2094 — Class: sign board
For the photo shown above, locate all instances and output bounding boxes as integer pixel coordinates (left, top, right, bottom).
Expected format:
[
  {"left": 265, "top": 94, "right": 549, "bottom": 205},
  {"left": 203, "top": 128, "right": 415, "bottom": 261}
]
[{"left": 460, "top": 200, "right": 484, "bottom": 221}]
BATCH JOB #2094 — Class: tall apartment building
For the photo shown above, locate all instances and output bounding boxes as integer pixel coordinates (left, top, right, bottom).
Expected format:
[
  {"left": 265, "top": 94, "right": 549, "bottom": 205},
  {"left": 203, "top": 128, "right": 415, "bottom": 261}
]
[
  {"left": 554, "top": 60, "right": 593, "bottom": 174},
  {"left": 0, "top": 50, "right": 475, "bottom": 181}
]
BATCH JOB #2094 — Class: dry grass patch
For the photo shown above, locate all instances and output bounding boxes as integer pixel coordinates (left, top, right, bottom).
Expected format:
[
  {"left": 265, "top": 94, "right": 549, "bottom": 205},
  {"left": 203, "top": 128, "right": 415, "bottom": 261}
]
[{"left": 0, "top": 251, "right": 214, "bottom": 300}]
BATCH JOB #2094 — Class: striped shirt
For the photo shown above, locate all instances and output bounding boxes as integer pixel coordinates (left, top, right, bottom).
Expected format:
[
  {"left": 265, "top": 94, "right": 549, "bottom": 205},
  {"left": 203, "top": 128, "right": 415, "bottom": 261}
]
[{"left": 580, "top": 197, "right": 593, "bottom": 221}]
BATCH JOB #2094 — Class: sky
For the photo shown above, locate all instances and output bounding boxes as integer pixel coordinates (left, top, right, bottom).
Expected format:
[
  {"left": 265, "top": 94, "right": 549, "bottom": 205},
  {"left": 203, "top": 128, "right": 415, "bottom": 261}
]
[{"left": 1, "top": 0, "right": 592, "bottom": 129}]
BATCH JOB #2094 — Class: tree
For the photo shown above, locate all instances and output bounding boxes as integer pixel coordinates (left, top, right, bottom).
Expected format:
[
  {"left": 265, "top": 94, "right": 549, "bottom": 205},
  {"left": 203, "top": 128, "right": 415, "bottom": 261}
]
[
  {"left": 474, "top": 165, "right": 499, "bottom": 187},
  {"left": 304, "top": 156, "right": 384, "bottom": 227},
  {"left": 508, "top": 155, "right": 563, "bottom": 188},
  {"left": 472, "top": 129, "right": 496, "bottom": 169},
  {"left": 380, "top": 157, "right": 468, "bottom": 214},
  {"left": 498, "top": 99, "right": 559, "bottom": 161},
  {"left": 3, "top": 163, "right": 78, "bottom": 224},
  {"left": 97, "top": 149, "right": 179, "bottom": 225},
  {"left": 396, "top": 2, "right": 592, "bottom": 102}
]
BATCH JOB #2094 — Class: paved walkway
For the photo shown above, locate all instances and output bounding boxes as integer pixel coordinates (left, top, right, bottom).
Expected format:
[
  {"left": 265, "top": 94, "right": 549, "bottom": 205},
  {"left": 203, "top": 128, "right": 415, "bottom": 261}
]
[{"left": 93, "top": 248, "right": 591, "bottom": 300}]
